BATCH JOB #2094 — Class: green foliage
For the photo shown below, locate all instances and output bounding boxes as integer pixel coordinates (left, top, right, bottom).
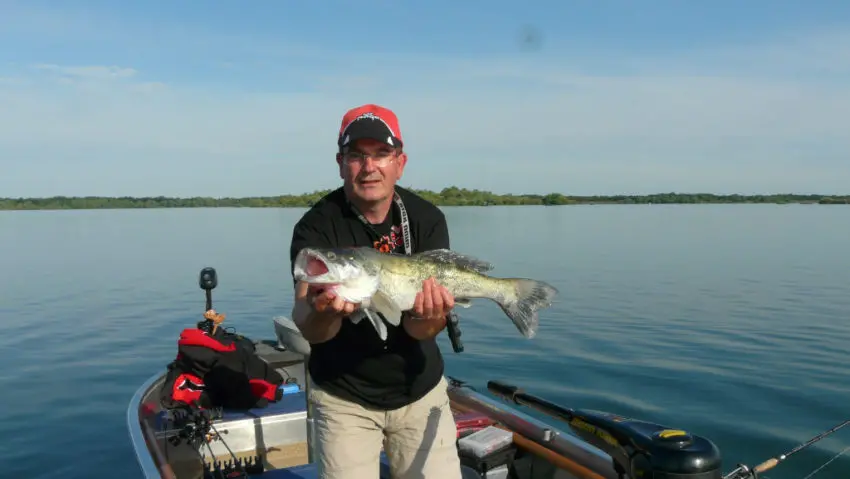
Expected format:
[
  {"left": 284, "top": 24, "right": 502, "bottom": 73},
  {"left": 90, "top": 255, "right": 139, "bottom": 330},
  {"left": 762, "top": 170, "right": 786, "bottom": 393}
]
[{"left": 1, "top": 188, "right": 848, "bottom": 211}]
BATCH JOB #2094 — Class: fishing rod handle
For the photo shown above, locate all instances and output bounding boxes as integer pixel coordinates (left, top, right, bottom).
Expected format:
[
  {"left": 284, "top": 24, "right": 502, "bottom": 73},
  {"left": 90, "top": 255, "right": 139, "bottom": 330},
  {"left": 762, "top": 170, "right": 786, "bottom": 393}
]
[
  {"left": 753, "top": 458, "right": 778, "bottom": 473},
  {"left": 446, "top": 312, "right": 464, "bottom": 353},
  {"left": 488, "top": 380, "right": 522, "bottom": 401}
]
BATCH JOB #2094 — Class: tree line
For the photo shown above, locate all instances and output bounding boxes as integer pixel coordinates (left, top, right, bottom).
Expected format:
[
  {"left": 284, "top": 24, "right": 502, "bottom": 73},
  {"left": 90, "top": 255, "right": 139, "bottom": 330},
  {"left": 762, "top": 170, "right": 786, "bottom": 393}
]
[{"left": 1, "top": 186, "right": 848, "bottom": 210}]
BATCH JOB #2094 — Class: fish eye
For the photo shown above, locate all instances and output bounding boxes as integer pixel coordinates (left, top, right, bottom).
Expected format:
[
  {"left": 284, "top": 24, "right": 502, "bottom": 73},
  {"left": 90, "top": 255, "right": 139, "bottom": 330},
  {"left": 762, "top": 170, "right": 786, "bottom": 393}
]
[{"left": 327, "top": 252, "right": 336, "bottom": 260}]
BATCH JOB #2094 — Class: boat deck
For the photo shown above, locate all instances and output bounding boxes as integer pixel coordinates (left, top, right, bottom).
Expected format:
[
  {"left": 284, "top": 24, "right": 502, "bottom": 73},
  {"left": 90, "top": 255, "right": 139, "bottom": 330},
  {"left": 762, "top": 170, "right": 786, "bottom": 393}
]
[{"left": 131, "top": 321, "right": 616, "bottom": 479}]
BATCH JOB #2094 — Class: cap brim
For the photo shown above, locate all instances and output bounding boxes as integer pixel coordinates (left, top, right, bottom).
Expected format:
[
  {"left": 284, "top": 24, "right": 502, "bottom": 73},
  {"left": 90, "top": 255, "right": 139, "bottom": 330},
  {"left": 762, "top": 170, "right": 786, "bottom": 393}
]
[
  {"left": 342, "top": 132, "right": 402, "bottom": 148},
  {"left": 338, "top": 118, "right": 403, "bottom": 148}
]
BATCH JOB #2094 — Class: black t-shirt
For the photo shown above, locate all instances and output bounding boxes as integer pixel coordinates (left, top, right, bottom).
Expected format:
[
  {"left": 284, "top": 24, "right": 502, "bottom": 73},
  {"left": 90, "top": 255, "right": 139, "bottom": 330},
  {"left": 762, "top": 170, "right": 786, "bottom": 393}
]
[{"left": 288, "top": 185, "right": 450, "bottom": 410}]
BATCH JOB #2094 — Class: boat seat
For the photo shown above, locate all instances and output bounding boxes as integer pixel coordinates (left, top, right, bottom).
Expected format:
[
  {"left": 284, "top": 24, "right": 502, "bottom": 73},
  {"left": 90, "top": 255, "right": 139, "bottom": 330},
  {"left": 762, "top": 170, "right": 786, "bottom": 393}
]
[{"left": 273, "top": 316, "right": 312, "bottom": 356}]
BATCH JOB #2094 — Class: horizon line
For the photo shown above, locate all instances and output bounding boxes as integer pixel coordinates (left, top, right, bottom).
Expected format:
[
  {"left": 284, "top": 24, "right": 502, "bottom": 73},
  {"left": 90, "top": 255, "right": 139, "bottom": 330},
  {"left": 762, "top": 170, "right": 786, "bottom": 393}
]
[{"left": 3, "top": 190, "right": 850, "bottom": 201}]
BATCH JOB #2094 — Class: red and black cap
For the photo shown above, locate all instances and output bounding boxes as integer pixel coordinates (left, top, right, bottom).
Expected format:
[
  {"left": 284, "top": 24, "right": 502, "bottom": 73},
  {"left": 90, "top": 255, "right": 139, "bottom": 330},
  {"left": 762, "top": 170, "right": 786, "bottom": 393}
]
[{"left": 337, "top": 104, "right": 404, "bottom": 150}]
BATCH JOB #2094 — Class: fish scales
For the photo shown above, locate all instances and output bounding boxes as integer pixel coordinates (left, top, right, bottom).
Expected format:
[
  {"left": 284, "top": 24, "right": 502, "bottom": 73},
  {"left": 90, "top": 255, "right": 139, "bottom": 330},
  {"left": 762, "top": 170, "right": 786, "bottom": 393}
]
[{"left": 378, "top": 257, "right": 515, "bottom": 310}]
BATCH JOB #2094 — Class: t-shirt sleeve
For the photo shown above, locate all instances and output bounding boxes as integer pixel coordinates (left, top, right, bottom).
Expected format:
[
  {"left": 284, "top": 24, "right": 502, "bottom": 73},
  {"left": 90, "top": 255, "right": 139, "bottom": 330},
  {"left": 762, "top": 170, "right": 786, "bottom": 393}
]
[
  {"left": 416, "top": 210, "right": 450, "bottom": 252},
  {"left": 289, "top": 216, "right": 333, "bottom": 279}
]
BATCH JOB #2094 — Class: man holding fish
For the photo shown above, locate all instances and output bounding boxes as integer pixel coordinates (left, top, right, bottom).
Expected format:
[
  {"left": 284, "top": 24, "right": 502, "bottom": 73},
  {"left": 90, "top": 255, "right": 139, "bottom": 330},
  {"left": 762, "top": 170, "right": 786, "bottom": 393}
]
[
  {"left": 289, "top": 103, "right": 464, "bottom": 479},
  {"left": 289, "top": 104, "right": 557, "bottom": 479}
]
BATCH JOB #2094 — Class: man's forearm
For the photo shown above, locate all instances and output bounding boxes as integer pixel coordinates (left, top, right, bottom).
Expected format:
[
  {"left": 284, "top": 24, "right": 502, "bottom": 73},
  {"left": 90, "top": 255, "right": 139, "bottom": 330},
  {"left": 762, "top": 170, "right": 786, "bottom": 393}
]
[{"left": 292, "top": 299, "right": 342, "bottom": 344}]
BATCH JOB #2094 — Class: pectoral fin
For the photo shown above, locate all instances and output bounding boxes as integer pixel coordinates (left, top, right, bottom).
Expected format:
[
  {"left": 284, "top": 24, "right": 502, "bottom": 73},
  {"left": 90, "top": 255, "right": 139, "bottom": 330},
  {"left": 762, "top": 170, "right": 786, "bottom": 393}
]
[
  {"left": 454, "top": 298, "right": 472, "bottom": 308},
  {"left": 370, "top": 290, "right": 403, "bottom": 326},
  {"left": 362, "top": 308, "right": 388, "bottom": 340}
]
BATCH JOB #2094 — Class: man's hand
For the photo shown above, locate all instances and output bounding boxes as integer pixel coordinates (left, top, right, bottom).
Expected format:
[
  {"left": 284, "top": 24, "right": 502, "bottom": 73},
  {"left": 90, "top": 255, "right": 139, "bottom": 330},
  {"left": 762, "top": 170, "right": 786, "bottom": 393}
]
[
  {"left": 411, "top": 277, "right": 455, "bottom": 320},
  {"left": 292, "top": 281, "right": 359, "bottom": 343},
  {"left": 404, "top": 277, "right": 454, "bottom": 340},
  {"left": 299, "top": 282, "right": 359, "bottom": 317}
]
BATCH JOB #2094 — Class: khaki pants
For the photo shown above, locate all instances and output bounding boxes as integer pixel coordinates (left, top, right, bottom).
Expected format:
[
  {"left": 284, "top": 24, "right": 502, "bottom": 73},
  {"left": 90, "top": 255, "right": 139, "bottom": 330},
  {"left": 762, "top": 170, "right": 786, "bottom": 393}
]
[{"left": 308, "top": 375, "right": 463, "bottom": 479}]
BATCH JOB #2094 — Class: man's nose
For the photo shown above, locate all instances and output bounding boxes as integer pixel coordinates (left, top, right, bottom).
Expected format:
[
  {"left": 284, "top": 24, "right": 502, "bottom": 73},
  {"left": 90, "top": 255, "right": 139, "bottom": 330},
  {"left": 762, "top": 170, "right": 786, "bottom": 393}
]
[{"left": 362, "top": 157, "right": 380, "bottom": 171}]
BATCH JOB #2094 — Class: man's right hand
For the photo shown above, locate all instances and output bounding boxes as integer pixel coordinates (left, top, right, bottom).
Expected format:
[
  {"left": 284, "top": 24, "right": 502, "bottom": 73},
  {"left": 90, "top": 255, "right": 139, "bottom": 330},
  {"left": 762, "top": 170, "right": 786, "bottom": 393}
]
[
  {"left": 292, "top": 281, "right": 359, "bottom": 343},
  {"left": 295, "top": 281, "right": 360, "bottom": 319}
]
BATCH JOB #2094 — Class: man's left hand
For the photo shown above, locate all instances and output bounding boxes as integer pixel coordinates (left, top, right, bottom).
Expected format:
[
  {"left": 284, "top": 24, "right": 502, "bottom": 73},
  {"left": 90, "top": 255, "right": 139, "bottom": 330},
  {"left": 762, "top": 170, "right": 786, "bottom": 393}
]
[
  {"left": 404, "top": 277, "right": 454, "bottom": 340},
  {"left": 411, "top": 277, "right": 455, "bottom": 321}
]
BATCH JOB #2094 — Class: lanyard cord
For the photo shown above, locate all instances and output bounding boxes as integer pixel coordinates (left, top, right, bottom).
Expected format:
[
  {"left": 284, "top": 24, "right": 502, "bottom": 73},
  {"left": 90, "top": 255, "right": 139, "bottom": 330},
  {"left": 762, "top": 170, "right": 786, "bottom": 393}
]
[{"left": 347, "top": 191, "right": 412, "bottom": 256}]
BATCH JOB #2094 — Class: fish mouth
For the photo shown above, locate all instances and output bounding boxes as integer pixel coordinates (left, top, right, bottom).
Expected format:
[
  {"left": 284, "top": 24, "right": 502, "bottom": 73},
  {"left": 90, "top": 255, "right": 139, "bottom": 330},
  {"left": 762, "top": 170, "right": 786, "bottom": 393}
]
[
  {"left": 305, "top": 256, "right": 329, "bottom": 276},
  {"left": 294, "top": 248, "right": 337, "bottom": 284}
]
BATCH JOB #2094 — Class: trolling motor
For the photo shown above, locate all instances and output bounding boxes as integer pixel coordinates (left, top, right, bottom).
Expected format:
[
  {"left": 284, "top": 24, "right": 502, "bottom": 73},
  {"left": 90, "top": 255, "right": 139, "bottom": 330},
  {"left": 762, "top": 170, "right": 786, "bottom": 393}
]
[
  {"left": 197, "top": 267, "right": 218, "bottom": 334},
  {"left": 488, "top": 380, "right": 723, "bottom": 479}
]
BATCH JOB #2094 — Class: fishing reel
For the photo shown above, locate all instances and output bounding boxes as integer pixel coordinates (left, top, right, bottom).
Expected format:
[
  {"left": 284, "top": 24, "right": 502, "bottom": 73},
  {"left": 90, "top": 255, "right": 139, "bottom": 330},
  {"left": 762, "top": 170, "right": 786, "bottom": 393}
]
[
  {"left": 488, "top": 381, "right": 723, "bottom": 479},
  {"left": 165, "top": 406, "right": 223, "bottom": 447}
]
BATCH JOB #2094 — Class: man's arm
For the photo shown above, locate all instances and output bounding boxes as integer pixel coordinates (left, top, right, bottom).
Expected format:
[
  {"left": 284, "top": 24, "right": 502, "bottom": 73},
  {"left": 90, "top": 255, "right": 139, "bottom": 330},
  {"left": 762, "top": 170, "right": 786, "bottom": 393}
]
[
  {"left": 403, "top": 212, "right": 452, "bottom": 340},
  {"left": 292, "top": 282, "right": 350, "bottom": 344},
  {"left": 289, "top": 219, "right": 349, "bottom": 344}
]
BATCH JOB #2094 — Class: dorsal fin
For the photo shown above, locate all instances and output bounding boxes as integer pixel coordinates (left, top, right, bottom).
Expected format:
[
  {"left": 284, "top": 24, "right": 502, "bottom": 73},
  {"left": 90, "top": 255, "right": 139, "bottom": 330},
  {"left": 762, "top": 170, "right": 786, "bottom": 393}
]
[{"left": 414, "top": 248, "right": 493, "bottom": 273}]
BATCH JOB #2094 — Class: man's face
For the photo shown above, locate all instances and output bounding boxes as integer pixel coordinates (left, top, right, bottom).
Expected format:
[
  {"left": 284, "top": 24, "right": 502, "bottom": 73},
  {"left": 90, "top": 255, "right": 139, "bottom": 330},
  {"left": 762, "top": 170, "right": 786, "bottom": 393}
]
[{"left": 337, "top": 138, "right": 407, "bottom": 205}]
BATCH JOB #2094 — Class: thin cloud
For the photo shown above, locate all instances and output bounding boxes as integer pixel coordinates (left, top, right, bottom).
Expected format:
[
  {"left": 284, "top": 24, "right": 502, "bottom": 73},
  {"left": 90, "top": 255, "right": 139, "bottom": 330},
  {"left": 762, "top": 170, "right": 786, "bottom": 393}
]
[
  {"left": 0, "top": 25, "right": 848, "bottom": 197},
  {"left": 31, "top": 64, "right": 138, "bottom": 80}
]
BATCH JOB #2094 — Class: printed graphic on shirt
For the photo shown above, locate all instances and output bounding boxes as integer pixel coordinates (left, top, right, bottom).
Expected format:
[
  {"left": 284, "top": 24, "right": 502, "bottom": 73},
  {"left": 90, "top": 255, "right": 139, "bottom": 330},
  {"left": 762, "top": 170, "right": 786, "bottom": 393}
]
[{"left": 373, "top": 225, "right": 404, "bottom": 253}]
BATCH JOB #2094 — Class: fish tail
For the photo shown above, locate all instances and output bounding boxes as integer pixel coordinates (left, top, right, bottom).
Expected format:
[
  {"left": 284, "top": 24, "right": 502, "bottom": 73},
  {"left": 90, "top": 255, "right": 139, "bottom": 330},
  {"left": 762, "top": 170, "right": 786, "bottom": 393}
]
[{"left": 495, "top": 279, "right": 558, "bottom": 339}]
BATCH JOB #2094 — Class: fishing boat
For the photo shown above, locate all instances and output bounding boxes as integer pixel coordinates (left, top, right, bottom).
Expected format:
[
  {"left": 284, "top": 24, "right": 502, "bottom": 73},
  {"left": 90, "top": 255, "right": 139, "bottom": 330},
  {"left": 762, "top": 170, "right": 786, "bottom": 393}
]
[{"left": 128, "top": 267, "right": 847, "bottom": 479}]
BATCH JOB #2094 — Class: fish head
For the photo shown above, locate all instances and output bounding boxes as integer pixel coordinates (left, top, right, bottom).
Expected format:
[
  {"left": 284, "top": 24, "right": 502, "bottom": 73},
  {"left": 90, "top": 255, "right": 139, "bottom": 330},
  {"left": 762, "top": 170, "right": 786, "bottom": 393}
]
[{"left": 292, "top": 247, "right": 382, "bottom": 301}]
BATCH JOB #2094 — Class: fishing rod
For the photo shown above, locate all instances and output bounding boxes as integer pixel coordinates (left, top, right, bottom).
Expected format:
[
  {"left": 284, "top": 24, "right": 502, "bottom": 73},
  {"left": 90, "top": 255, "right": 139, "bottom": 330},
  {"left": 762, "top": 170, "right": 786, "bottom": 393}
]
[{"left": 722, "top": 418, "right": 850, "bottom": 479}]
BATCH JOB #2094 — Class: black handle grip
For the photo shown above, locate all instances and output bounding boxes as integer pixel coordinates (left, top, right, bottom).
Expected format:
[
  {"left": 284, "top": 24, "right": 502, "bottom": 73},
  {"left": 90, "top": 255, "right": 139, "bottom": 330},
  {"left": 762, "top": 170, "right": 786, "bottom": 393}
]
[
  {"left": 446, "top": 312, "right": 464, "bottom": 353},
  {"left": 487, "top": 380, "right": 523, "bottom": 402}
]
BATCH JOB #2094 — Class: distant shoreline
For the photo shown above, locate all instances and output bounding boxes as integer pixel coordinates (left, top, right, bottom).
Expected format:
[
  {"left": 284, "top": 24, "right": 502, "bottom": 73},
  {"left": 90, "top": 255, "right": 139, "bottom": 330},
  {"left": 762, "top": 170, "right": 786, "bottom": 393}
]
[{"left": 2, "top": 187, "right": 848, "bottom": 210}]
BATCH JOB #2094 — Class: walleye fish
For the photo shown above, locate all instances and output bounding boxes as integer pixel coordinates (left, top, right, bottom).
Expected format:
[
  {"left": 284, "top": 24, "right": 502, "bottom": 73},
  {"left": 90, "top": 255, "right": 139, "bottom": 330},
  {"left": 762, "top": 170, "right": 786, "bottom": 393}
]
[{"left": 292, "top": 246, "right": 558, "bottom": 340}]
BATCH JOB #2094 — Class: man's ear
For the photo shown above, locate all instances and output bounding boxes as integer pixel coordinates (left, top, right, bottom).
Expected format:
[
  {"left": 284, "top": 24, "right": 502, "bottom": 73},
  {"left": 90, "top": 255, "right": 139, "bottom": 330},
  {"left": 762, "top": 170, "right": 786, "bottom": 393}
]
[
  {"left": 336, "top": 152, "right": 344, "bottom": 179},
  {"left": 395, "top": 151, "right": 408, "bottom": 179}
]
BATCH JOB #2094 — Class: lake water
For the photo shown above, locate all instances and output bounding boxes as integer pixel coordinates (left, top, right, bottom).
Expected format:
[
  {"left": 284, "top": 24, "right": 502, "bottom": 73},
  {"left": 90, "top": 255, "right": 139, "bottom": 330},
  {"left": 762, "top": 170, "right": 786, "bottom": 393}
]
[{"left": 1, "top": 204, "right": 849, "bottom": 479}]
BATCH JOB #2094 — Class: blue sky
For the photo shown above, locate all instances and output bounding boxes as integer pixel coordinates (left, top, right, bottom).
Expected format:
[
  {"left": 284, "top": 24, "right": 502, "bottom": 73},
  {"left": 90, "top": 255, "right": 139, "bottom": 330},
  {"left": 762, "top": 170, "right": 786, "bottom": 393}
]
[{"left": 1, "top": 0, "right": 849, "bottom": 197}]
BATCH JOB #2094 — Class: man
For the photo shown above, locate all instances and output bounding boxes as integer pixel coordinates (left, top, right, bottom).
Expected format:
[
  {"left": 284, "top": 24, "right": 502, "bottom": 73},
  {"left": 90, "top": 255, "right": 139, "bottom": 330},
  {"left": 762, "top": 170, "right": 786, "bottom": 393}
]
[{"left": 289, "top": 104, "right": 463, "bottom": 479}]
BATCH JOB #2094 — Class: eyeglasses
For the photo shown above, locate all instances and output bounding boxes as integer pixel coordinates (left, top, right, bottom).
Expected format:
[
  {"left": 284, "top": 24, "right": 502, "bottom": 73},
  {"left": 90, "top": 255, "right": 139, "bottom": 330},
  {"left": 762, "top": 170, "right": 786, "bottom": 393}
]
[{"left": 341, "top": 150, "right": 397, "bottom": 168}]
